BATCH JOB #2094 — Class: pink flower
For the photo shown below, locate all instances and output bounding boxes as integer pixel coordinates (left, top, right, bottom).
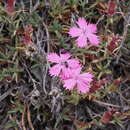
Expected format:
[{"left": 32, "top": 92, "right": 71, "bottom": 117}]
[
  {"left": 63, "top": 67, "right": 93, "bottom": 93},
  {"left": 68, "top": 18, "right": 100, "bottom": 48},
  {"left": 47, "top": 53, "right": 80, "bottom": 77}
]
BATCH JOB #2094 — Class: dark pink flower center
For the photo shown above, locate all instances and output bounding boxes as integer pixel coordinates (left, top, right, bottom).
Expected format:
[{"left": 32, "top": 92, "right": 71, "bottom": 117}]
[
  {"left": 60, "top": 61, "right": 68, "bottom": 68},
  {"left": 82, "top": 27, "right": 90, "bottom": 36}
]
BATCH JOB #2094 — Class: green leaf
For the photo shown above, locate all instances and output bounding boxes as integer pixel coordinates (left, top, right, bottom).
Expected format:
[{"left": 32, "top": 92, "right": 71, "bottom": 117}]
[
  {"left": 3, "top": 68, "right": 23, "bottom": 73},
  {"left": 31, "top": 63, "right": 43, "bottom": 69},
  {"left": 5, "top": 121, "right": 18, "bottom": 129}
]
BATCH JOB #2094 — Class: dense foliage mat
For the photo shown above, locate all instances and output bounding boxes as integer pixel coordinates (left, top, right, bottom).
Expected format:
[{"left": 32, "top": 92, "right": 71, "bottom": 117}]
[{"left": 0, "top": 0, "right": 130, "bottom": 130}]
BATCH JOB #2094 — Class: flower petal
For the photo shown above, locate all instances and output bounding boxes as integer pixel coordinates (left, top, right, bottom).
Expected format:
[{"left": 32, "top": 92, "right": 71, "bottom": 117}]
[
  {"left": 77, "top": 81, "right": 90, "bottom": 93},
  {"left": 87, "top": 34, "right": 100, "bottom": 46},
  {"left": 63, "top": 79, "right": 76, "bottom": 90},
  {"left": 76, "top": 35, "right": 87, "bottom": 48},
  {"left": 60, "top": 53, "right": 71, "bottom": 61},
  {"left": 67, "top": 59, "right": 80, "bottom": 68},
  {"left": 49, "top": 64, "right": 62, "bottom": 76},
  {"left": 68, "top": 27, "right": 82, "bottom": 37},
  {"left": 76, "top": 18, "right": 88, "bottom": 29},
  {"left": 47, "top": 53, "right": 60, "bottom": 63},
  {"left": 86, "top": 24, "right": 97, "bottom": 33},
  {"left": 69, "top": 67, "right": 82, "bottom": 77},
  {"left": 79, "top": 73, "right": 93, "bottom": 83},
  {"left": 62, "top": 67, "right": 72, "bottom": 78}
]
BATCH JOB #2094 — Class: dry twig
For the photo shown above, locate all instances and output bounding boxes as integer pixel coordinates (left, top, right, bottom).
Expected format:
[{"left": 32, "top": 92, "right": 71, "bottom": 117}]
[
  {"left": 94, "top": 100, "right": 121, "bottom": 108},
  {"left": 27, "top": 104, "right": 35, "bottom": 130},
  {"left": 21, "top": 104, "right": 27, "bottom": 130}
]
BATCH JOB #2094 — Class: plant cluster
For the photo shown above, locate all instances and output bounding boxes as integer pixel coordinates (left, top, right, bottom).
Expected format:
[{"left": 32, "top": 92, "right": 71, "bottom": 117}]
[{"left": 0, "top": 0, "right": 130, "bottom": 130}]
